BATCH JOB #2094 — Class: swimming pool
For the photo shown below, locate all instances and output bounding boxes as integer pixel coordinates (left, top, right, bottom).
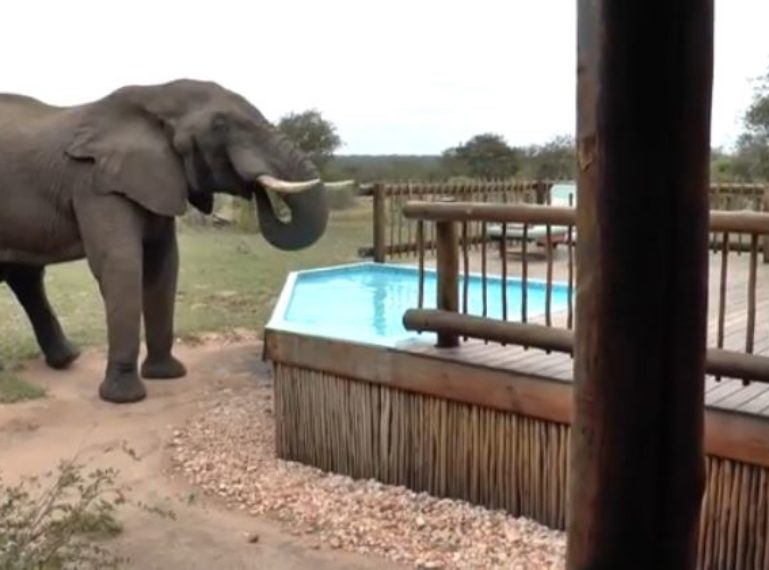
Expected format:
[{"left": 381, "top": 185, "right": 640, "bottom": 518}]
[{"left": 267, "top": 262, "right": 572, "bottom": 347}]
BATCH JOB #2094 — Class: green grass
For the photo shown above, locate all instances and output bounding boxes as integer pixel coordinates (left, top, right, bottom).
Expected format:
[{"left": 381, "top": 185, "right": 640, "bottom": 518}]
[
  {"left": 0, "top": 204, "right": 373, "bottom": 370},
  {"left": 0, "top": 370, "right": 46, "bottom": 403}
]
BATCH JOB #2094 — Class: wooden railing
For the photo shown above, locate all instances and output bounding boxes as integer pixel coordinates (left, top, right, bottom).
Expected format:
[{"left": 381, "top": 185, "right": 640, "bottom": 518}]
[
  {"left": 359, "top": 180, "right": 769, "bottom": 263},
  {"left": 710, "top": 182, "right": 767, "bottom": 208},
  {"left": 401, "top": 200, "right": 769, "bottom": 385},
  {"left": 357, "top": 180, "right": 554, "bottom": 262}
]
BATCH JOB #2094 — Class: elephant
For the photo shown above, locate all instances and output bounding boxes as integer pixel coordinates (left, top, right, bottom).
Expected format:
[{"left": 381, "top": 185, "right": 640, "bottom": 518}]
[{"left": 0, "top": 79, "right": 335, "bottom": 404}]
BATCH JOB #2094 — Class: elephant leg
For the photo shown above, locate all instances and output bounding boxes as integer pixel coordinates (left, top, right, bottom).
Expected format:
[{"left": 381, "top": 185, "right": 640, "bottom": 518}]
[
  {"left": 140, "top": 221, "right": 186, "bottom": 380},
  {"left": 5, "top": 264, "right": 80, "bottom": 369},
  {"left": 0, "top": 268, "right": 5, "bottom": 372},
  {"left": 75, "top": 195, "right": 147, "bottom": 403}
]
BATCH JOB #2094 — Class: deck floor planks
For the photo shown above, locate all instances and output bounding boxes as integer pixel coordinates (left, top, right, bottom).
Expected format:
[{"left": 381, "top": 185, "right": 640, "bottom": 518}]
[
  {"left": 397, "top": 248, "right": 769, "bottom": 419},
  {"left": 737, "top": 389, "right": 769, "bottom": 416},
  {"left": 706, "top": 379, "right": 753, "bottom": 404},
  {"left": 712, "top": 382, "right": 769, "bottom": 410}
]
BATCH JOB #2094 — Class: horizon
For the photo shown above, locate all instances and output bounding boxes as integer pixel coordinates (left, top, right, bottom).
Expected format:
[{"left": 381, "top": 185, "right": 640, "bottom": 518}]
[{"left": 4, "top": 1, "right": 767, "bottom": 155}]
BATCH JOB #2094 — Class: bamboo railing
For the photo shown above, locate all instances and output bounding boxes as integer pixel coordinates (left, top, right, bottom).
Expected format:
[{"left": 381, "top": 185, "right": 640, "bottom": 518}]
[
  {"left": 401, "top": 200, "right": 769, "bottom": 385},
  {"left": 360, "top": 180, "right": 769, "bottom": 263}
]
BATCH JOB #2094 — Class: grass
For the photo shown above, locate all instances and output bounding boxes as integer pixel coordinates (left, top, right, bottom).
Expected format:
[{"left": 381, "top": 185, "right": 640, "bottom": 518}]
[
  {"left": 0, "top": 202, "right": 374, "bottom": 372},
  {"left": 0, "top": 370, "right": 46, "bottom": 404}
]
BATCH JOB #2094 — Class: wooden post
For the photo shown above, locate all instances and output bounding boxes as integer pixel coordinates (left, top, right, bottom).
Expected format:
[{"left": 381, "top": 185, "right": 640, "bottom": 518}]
[
  {"left": 435, "top": 220, "right": 459, "bottom": 348},
  {"left": 538, "top": 180, "right": 553, "bottom": 206},
  {"left": 762, "top": 187, "right": 769, "bottom": 263},
  {"left": 567, "top": 1, "right": 713, "bottom": 569},
  {"left": 372, "top": 184, "right": 386, "bottom": 263}
]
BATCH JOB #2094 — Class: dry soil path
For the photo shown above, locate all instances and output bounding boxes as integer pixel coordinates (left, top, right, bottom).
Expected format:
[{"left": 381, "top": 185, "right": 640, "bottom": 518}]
[{"left": 0, "top": 337, "right": 403, "bottom": 570}]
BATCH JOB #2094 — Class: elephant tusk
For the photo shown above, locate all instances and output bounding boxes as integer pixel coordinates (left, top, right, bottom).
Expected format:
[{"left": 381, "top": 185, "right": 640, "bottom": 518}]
[
  {"left": 257, "top": 175, "right": 320, "bottom": 194},
  {"left": 323, "top": 179, "right": 356, "bottom": 189}
]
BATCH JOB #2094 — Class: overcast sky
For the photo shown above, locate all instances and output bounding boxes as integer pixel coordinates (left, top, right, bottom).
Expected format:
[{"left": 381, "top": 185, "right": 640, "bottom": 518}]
[{"left": 3, "top": 1, "right": 768, "bottom": 154}]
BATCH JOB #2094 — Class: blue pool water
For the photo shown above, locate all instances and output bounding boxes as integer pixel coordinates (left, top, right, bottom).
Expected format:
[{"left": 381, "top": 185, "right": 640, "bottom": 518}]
[{"left": 267, "top": 263, "right": 572, "bottom": 347}]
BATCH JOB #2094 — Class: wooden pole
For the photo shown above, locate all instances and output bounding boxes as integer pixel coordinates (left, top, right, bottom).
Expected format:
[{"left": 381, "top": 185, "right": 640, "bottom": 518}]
[
  {"left": 567, "top": 1, "right": 713, "bottom": 569},
  {"left": 435, "top": 220, "right": 459, "bottom": 348},
  {"left": 372, "top": 184, "right": 386, "bottom": 263},
  {"left": 762, "top": 187, "right": 769, "bottom": 263},
  {"left": 403, "top": 309, "right": 574, "bottom": 353}
]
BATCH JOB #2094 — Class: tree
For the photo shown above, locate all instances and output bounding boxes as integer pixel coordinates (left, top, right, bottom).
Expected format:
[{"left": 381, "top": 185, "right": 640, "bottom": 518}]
[
  {"left": 277, "top": 109, "right": 342, "bottom": 173},
  {"left": 522, "top": 135, "right": 576, "bottom": 180},
  {"left": 732, "top": 134, "right": 769, "bottom": 183},
  {"left": 732, "top": 70, "right": 769, "bottom": 181},
  {"left": 441, "top": 133, "right": 522, "bottom": 179},
  {"left": 745, "top": 72, "right": 769, "bottom": 138},
  {"left": 708, "top": 141, "right": 768, "bottom": 183},
  {"left": 706, "top": 70, "right": 769, "bottom": 183},
  {"left": 710, "top": 147, "right": 742, "bottom": 182}
]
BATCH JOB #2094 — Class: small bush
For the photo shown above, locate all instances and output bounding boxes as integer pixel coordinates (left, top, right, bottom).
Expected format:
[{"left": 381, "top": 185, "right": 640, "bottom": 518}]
[{"left": 0, "top": 452, "right": 175, "bottom": 570}]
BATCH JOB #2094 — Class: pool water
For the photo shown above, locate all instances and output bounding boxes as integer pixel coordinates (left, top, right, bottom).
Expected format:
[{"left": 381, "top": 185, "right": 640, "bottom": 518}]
[{"left": 267, "top": 263, "right": 572, "bottom": 347}]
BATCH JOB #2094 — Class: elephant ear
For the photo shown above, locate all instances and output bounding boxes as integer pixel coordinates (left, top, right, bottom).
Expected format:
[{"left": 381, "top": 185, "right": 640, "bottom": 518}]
[{"left": 66, "top": 105, "right": 189, "bottom": 217}]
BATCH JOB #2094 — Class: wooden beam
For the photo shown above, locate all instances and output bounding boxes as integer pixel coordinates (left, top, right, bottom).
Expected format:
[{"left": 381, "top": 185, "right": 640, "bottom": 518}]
[
  {"left": 709, "top": 210, "right": 769, "bottom": 234},
  {"left": 403, "top": 200, "right": 769, "bottom": 235},
  {"left": 704, "top": 408, "right": 769, "bottom": 469},
  {"left": 707, "top": 348, "right": 769, "bottom": 383},
  {"left": 403, "top": 309, "right": 769, "bottom": 385},
  {"left": 567, "top": 1, "right": 714, "bottom": 568},
  {"left": 403, "top": 309, "right": 574, "bottom": 353},
  {"left": 402, "top": 201, "right": 576, "bottom": 225}
]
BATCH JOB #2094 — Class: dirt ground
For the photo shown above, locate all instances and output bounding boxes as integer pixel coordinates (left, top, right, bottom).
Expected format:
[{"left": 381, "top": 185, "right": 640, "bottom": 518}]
[{"left": 0, "top": 338, "right": 404, "bottom": 570}]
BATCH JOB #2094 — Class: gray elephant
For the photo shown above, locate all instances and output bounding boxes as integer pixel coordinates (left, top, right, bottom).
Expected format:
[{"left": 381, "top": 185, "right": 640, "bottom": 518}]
[{"left": 0, "top": 79, "right": 332, "bottom": 404}]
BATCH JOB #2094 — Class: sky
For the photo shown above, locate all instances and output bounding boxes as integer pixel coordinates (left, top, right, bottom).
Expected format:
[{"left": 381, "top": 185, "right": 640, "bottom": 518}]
[{"left": 3, "top": 1, "right": 768, "bottom": 155}]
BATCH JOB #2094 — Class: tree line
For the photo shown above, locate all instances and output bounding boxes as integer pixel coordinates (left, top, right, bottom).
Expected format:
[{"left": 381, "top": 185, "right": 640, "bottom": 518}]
[
  {"left": 277, "top": 110, "right": 576, "bottom": 182},
  {"left": 278, "top": 69, "right": 769, "bottom": 183}
]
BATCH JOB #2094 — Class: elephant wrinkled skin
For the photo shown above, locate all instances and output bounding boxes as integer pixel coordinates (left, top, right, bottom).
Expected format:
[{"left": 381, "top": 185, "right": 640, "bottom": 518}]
[{"left": 0, "top": 79, "right": 330, "bottom": 403}]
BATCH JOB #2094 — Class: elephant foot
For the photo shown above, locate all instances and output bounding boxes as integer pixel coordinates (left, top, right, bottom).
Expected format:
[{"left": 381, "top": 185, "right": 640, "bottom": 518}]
[
  {"left": 44, "top": 341, "right": 81, "bottom": 370},
  {"left": 141, "top": 354, "right": 187, "bottom": 380},
  {"left": 99, "top": 363, "right": 147, "bottom": 404}
]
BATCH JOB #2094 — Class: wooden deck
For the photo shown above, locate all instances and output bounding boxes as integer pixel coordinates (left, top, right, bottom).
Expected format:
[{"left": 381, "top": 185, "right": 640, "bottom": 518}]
[{"left": 395, "top": 247, "right": 769, "bottom": 419}]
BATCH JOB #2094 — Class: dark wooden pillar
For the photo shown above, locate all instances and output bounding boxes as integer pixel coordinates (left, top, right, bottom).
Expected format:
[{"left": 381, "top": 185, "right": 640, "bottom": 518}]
[
  {"left": 762, "top": 188, "right": 769, "bottom": 263},
  {"left": 373, "top": 184, "right": 386, "bottom": 263},
  {"left": 435, "top": 220, "right": 459, "bottom": 348},
  {"left": 567, "top": 1, "right": 713, "bottom": 569}
]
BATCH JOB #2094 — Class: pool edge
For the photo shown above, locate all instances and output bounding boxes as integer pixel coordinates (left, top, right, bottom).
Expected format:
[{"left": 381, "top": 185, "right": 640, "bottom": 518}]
[{"left": 265, "top": 261, "right": 574, "bottom": 347}]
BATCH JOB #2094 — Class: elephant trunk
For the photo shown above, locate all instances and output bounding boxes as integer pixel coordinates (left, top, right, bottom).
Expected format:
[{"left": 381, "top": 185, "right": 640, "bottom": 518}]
[
  {"left": 235, "top": 133, "right": 329, "bottom": 251},
  {"left": 253, "top": 180, "right": 328, "bottom": 251}
]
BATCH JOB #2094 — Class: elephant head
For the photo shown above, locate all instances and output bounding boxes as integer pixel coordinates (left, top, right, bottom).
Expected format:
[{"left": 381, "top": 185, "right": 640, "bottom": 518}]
[{"left": 65, "top": 79, "right": 334, "bottom": 250}]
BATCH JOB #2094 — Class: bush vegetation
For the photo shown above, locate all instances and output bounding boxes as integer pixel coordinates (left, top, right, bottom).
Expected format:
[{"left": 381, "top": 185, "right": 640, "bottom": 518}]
[{"left": 0, "top": 452, "right": 174, "bottom": 570}]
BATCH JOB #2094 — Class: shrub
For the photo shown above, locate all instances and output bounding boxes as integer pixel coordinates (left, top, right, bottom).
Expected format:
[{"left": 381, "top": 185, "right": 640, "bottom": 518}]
[
  {"left": 0, "top": 452, "right": 174, "bottom": 569},
  {"left": 326, "top": 186, "right": 358, "bottom": 211}
]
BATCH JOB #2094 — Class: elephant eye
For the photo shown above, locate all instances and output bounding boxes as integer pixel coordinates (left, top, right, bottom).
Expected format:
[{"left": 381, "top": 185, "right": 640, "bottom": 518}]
[{"left": 211, "top": 114, "right": 229, "bottom": 134}]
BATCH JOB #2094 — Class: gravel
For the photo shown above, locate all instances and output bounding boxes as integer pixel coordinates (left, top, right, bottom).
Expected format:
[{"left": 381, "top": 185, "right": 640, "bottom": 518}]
[{"left": 169, "top": 383, "right": 566, "bottom": 569}]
